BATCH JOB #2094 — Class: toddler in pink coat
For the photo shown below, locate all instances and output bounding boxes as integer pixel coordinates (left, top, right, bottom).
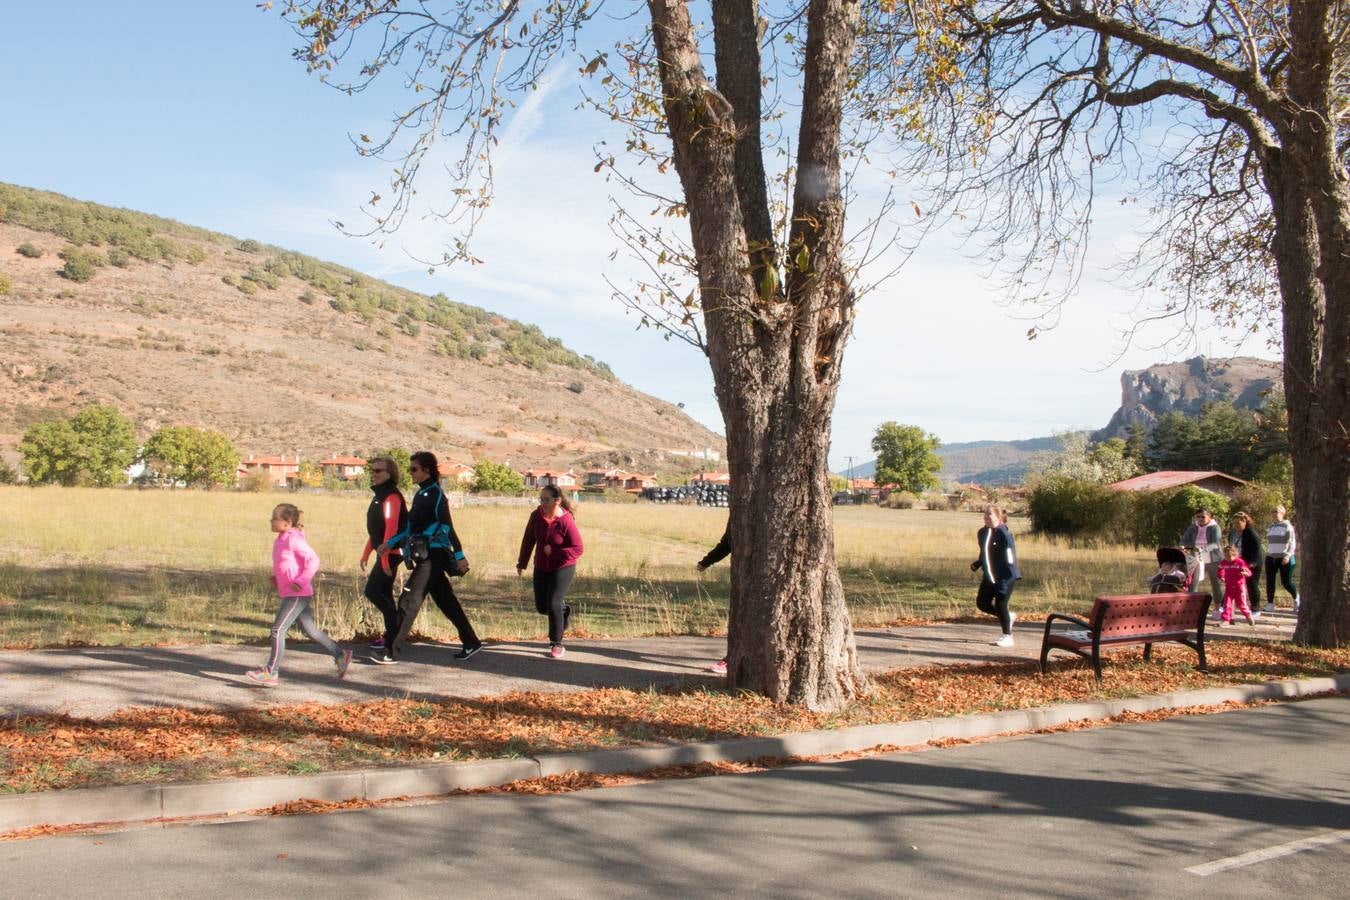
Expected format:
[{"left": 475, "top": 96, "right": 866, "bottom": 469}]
[
  {"left": 246, "top": 504, "right": 352, "bottom": 686},
  {"left": 1216, "top": 544, "right": 1256, "bottom": 627}
]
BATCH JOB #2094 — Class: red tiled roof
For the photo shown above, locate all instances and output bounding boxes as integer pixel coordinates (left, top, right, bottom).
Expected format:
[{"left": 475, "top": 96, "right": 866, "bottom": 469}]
[
  {"left": 1108, "top": 470, "right": 1247, "bottom": 492},
  {"left": 320, "top": 455, "right": 366, "bottom": 466}
]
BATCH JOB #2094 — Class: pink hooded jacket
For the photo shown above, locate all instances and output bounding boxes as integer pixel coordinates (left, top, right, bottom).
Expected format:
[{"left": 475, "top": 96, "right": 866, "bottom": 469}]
[{"left": 272, "top": 528, "right": 321, "bottom": 598}]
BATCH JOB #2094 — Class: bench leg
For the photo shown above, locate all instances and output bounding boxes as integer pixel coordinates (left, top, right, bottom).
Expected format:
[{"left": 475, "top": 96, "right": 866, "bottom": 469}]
[
  {"left": 1196, "top": 638, "right": 1207, "bottom": 672},
  {"left": 1143, "top": 642, "right": 1153, "bottom": 662},
  {"left": 1039, "top": 640, "right": 1051, "bottom": 674},
  {"left": 1092, "top": 645, "right": 1102, "bottom": 681}
]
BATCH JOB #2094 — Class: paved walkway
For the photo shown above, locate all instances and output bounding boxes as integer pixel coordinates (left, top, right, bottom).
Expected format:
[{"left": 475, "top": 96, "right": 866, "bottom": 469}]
[{"left": 0, "top": 612, "right": 1297, "bottom": 717}]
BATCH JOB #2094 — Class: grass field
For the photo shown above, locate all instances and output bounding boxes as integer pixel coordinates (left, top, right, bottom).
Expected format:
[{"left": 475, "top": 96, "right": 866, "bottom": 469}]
[{"left": 0, "top": 486, "right": 1153, "bottom": 648}]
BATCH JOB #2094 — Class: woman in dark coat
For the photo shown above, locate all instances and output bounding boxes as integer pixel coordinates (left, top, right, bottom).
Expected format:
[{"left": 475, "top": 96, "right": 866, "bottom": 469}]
[{"left": 1230, "top": 512, "right": 1264, "bottom": 619}]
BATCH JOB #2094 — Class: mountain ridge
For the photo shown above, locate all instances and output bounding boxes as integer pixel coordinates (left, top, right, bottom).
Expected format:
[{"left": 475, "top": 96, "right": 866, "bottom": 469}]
[{"left": 0, "top": 183, "right": 723, "bottom": 471}]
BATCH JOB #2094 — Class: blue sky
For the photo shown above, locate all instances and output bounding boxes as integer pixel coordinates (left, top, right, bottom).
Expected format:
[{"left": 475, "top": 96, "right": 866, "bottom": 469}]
[{"left": 0, "top": 4, "right": 1279, "bottom": 470}]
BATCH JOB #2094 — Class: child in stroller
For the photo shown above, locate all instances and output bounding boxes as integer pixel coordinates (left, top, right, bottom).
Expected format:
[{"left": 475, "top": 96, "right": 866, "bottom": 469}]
[{"left": 1150, "top": 547, "right": 1190, "bottom": 594}]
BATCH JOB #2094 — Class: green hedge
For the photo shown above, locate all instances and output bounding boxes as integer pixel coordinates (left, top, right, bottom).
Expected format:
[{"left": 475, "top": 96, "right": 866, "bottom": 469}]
[{"left": 1029, "top": 477, "right": 1233, "bottom": 546}]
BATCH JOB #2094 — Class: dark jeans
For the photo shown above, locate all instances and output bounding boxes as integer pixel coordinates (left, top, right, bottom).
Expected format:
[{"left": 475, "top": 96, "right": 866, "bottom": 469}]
[
  {"left": 976, "top": 580, "right": 1013, "bottom": 634},
  {"left": 1265, "top": 556, "right": 1298, "bottom": 604},
  {"left": 1244, "top": 564, "right": 1262, "bottom": 612},
  {"left": 397, "top": 549, "right": 479, "bottom": 652},
  {"left": 363, "top": 557, "right": 403, "bottom": 647},
  {"left": 533, "top": 565, "right": 576, "bottom": 645}
]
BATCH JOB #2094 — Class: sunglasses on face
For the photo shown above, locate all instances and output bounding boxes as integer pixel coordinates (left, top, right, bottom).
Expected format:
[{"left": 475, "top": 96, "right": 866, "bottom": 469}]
[{"left": 370, "top": 467, "right": 387, "bottom": 474}]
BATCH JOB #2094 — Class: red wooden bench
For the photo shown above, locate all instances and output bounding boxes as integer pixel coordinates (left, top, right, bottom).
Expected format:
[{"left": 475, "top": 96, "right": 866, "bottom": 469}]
[{"left": 1039, "top": 592, "right": 1212, "bottom": 680}]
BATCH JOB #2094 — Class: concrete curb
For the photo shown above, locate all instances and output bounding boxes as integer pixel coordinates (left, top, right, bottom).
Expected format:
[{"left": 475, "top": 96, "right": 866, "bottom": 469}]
[{"left": 3, "top": 674, "right": 1347, "bottom": 834}]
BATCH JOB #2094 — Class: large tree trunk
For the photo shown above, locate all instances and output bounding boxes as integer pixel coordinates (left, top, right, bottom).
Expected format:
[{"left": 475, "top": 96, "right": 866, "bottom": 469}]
[
  {"left": 1279, "top": 0, "right": 1350, "bottom": 646},
  {"left": 1279, "top": 0, "right": 1350, "bottom": 647},
  {"left": 649, "top": 0, "right": 868, "bottom": 709}
]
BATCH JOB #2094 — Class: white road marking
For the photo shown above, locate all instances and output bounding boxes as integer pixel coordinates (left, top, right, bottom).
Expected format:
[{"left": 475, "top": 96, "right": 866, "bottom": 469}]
[{"left": 1186, "top": 830, "right": 1350, "bottom": 876}]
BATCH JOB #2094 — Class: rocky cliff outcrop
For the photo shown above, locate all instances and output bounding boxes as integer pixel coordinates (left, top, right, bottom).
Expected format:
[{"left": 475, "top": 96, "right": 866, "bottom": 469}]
[{"left": 1094, "top": 356, "right": 1282, "bottom": 439}]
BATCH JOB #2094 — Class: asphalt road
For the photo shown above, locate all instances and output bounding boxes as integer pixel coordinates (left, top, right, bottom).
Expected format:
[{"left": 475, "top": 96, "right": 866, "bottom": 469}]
[{"left": 4, "top": 696, "right": 1347, "bottom": 898}]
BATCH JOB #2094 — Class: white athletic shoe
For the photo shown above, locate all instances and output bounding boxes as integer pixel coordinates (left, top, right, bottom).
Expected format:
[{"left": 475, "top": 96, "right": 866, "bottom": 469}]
[
  {"left": 1262, "top": 602, "right": 1275, "bottom": 613},
  {"left": 1008, "top": 611, "right": 1017, "bottom": 630},
  {"left": 993, "top": 634, "right": 1015, "bottom": 648}
]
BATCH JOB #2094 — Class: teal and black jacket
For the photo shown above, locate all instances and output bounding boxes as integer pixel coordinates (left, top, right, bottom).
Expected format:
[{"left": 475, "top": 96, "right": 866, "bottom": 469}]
[{"left": 387, "top": 478, "right": 466, "bottom": 560}]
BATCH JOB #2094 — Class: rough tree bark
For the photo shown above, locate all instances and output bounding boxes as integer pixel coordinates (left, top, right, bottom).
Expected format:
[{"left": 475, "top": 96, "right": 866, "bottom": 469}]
[
  {"left": 1282, "top": 0, "right": 1350, "bottom": 645},
  {"left": 648, "top": 0, "right": 868, "bottom": 709}
]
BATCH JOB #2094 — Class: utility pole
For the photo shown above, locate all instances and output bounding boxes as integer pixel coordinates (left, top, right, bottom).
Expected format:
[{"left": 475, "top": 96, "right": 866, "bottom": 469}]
[{"left": 846, "top": 456, "right": 855, "bottom": 489}]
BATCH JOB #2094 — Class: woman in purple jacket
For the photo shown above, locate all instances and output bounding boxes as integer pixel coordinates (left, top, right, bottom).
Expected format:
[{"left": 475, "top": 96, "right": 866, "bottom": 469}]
[{"left": 517, "top": 484, "right": 584, "bottom": 658}]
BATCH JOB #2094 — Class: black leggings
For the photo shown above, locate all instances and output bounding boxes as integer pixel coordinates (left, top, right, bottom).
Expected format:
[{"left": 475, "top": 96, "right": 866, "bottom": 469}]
[
  {"left": 1265, "top": 556, "right": 1298, "bottom": 604},
  {"left": 976, "top": 580, "right": 1013, "bottom": 634},
  {"left": 363, "top": 557, "right": 403, "bottom": 647},
  {"left": 533, "top": 566, "right": 576, "bottom": 645},
  {"left": 398, "top": 550, "right": 480, "bottom": 651}
]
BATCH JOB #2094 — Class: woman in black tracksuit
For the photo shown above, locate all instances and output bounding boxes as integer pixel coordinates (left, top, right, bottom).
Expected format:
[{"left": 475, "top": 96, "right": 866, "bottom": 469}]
[
  {"left": 361, "top": 455, "right": 408, "bottom": 663},
  {"left": 696, "top": 522, "right": 731, "bottom": 675},
  {"left": 972, "top": 505, "right": 1020, "bottom": 647},
  {"left": 380, "top": 451, "right": 483, "bottom": 661}
]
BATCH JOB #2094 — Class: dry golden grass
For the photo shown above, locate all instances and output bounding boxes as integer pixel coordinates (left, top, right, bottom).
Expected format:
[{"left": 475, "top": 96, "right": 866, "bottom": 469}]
[{"left": 0, "top": 485, "right": 1151, "bottom": 647}]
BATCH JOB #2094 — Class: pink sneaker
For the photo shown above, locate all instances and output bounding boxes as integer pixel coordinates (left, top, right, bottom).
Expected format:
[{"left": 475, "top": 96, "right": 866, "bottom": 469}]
[
  {"left": 549, "top": 644, "right": 565, "bottom": 659},
  {"left": 245, "top": 668, "right": 279, "bottom": 687},
  {"left": 709, "top": 658, "right": 728, "bottom": 675}
]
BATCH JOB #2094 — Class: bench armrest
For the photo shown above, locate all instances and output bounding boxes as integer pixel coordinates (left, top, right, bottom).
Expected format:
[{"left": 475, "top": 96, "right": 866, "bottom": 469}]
[
  {"left": 1043, "top": 612, "right": 1093, "bottom": 643},
  {"left": 1044, "top": 613, "right": 1092, "bottom": 630}
]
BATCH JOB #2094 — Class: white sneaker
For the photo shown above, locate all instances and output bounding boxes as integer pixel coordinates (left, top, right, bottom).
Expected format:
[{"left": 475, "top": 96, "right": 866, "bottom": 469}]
[
  {"left": 1262, "top": 602, "right": 1275, "bottom": 613},
  {"left": 1008, "top": 611, "right": 1018, "bottom": 630},
  {"left": 993, "top": 633, "right": 1014, "bottom": 648},
  {"left": 1294, "top": 596, "right": 1301, "bottom": 612}
]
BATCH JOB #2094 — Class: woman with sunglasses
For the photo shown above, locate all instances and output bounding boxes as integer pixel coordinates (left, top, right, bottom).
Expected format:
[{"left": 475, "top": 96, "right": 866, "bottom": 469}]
[
  {"left": 380, "top": 451, "right": 484, "bottom": 661},
  {"left": 517, "top": 484, "right": 584, "bottom": 658},
  {"left": 360, "top": 455, "right": 408, "bottom": 664}
]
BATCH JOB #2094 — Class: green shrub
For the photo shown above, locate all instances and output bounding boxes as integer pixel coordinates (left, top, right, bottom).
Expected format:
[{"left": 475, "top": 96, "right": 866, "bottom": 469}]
[
  {"left": 59, "top": 247, "right": 104, "bottom": 282},
  {"left": 185, "top": 246, "right": 207, "bottom": 265},
  {"left": 0, "top": 273, "right": 11, "bottom": 295},
  {"left": 238, "top": 470, "right": 272, "bottom": 493},
  {"left": 0, "top": 460, "right": 16, "bottom": 484},
  {"left": 237, "top": 238, "right": 262, "bottom": 253},
  {"left": 1127, "top": 485, "right": 1231, "bottom": 547},
  {"left": 1027, "top": 475, "right": 1132, "bottom": 543},
  {"left": 567, "top": 381, "right": 584, "bottom": 394},
  {"left": 220, "top": 274, "right": 238, "bottom": 286},
  {"left": 884, "top": 490, "right": 918, "bottom": 509},
  {"left": 236, "top": 279, "right": 258, "bottom": 296},
  {"left": 107, "top": 247, "right": 131, "bottom": 268},
  {"left": 16, "top": 242, "right": 42, "bottom": 259},
  {"left": 299, "top": 289, "right": 317, "bottom": 305}
]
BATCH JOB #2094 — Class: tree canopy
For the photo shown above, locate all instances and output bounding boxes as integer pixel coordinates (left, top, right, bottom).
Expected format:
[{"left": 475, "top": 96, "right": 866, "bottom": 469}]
[{"left": 871, "top": 422, "right": 943, "bottom": 493}]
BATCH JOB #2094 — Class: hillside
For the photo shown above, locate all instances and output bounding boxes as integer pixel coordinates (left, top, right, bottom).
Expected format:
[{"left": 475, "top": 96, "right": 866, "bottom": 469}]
[
  {"left": 847, "top": 436, "right": 1059, "bottom": 487},
  {"left": 0, "top": 183, "right": 723, "bottom": 470}
]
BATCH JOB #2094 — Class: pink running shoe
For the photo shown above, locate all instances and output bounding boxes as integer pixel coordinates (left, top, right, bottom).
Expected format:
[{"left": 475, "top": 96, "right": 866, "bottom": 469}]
[
  {"left": 549, "top": 644, "right": 565, "bottom": 659},
  {"left": 245, "top": 668, "right": 279, "bottom": 687},
  {"left": 709, "top": 658, "right": 728, "bottom": 675},
  {"left": 335, "top": 649, "right": 353, "bottom": 680}
]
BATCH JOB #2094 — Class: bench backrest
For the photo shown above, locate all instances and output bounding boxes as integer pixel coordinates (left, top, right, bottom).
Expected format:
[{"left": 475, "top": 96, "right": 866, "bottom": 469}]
[{"left": 1087, "top": 593, "right": 1211, "bottom": 639}]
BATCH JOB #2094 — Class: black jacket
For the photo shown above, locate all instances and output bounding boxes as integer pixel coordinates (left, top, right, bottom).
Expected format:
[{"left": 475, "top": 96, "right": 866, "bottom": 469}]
[
  {"left": 366, "top": 480, "right": 408, "bottom": 549},
  {"left": 391, "top": 478, "right": 465, "bottom": 557},
  {"left": 699, "top": 525, "right": 731, "bottom": 569}
]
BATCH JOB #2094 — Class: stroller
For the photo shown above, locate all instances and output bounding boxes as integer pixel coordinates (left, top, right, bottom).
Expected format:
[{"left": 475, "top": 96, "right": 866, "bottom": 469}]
[{"left": 1151, "top": 547, "right": 1190, "bottom": 594}]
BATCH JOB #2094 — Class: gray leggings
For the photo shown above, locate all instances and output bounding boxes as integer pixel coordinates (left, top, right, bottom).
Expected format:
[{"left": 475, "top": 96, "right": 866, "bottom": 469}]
[{"left": 265, "top": 595, "right": 340, "bottom": 673}]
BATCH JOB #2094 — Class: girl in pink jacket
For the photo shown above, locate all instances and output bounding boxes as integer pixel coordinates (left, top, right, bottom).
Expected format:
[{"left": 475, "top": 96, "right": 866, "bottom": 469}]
[{"left": 246, "top": 503, "right": 352, "bottom": 686}]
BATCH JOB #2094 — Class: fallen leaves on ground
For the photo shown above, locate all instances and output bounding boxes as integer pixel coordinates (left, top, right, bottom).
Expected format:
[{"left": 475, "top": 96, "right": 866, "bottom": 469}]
[{"left": 1, "top": 640, "right": 1345, "bottom": 796}]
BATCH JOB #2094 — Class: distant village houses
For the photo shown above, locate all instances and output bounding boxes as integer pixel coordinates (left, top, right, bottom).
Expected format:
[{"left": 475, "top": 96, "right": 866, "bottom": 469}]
[
  {"left": 318, "top": 454, "right": 366, "bottom": 481},
  {"left": 521, "top": 469, "right": 580, "bottom": 489},
  {"left": 238, "top": 454, "right": 301, "bottom": 487}
]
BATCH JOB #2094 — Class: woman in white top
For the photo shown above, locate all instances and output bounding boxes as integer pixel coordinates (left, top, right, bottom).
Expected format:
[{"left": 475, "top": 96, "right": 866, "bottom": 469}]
[{"left": 1263, "top": 505, "right": 1299, "bottom": 612}]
